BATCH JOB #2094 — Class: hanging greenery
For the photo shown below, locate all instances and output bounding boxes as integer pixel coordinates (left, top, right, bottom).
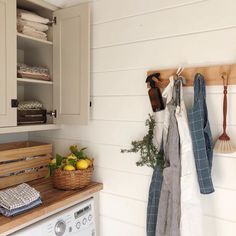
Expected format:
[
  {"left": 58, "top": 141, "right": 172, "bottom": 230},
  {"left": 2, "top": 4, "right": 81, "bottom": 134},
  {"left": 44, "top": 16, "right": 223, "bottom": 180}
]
[{"left": 121, "top": 114, "right": 164, "bottom": 170}]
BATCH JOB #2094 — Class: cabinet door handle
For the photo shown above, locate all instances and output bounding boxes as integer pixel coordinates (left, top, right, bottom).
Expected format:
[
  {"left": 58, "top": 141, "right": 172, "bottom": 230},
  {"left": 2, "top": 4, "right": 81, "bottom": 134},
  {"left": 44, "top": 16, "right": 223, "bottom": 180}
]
[
  {"left": 11, "top": 99, "right": 18, "bottom": 108},
  {"left": 47, "top": 110, "right": 57, "bottom": 118}
]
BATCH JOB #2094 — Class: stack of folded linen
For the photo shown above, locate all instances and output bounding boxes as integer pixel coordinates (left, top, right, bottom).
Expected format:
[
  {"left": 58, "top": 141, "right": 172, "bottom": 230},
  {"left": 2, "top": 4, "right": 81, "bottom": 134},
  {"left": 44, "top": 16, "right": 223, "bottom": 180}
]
[
  {"left": 17, "top": 9, "right": 50, "bottom": 41},
  {"left": 17, "top": 100, "right": 43, "bottom": 111},
  {"left": 17, "top": 63, "right": 51, "bottom": 81},
  {"left": 0, "top": 183, "right": 42, "bottom": 217},
  {"left": 17, "top": 100, "right": 47, "bottom": 125}
]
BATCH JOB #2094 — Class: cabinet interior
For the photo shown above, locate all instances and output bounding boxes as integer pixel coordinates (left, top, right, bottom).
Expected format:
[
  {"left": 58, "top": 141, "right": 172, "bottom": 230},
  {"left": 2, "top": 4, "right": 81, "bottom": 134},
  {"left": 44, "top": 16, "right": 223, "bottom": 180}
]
[{"left": 17, "top": 0, "right": 54, "bottom": 125}]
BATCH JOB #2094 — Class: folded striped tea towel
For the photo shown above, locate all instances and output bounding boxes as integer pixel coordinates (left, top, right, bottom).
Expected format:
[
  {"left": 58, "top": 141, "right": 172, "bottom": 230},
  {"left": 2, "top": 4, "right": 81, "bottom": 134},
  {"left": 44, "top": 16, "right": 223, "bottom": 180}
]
[
  {"left": 0, "top": 183, "right": 40, "bottom": 210},
  {"left": 0, "top": 197, "right": 42, "bottom": 217}
]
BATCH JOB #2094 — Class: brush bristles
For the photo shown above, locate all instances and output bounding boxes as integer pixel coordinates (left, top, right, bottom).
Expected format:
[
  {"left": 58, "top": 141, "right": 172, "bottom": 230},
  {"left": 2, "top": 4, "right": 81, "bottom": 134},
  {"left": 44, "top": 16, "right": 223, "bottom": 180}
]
[{"left": 214, "top": 140, "right": 235, "bottom": 153}]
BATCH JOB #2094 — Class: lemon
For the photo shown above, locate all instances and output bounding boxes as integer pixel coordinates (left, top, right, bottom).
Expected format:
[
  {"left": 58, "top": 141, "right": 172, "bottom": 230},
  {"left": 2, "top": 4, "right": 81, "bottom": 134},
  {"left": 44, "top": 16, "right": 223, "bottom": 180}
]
[
  {"left": 67, "top": 153, "right": 77, "bottom": 160},
  {"left": 50, "top": 158, "right": 56, "bottom": 164},
  {"left": 85, "top": 158, "right": 92, "bottom": 167},
  {"left": 76, "top": 160, "right": 89, "bottom": 170},
  {"left": 64, "top": 164, "right": 75, "bottom": 171}
]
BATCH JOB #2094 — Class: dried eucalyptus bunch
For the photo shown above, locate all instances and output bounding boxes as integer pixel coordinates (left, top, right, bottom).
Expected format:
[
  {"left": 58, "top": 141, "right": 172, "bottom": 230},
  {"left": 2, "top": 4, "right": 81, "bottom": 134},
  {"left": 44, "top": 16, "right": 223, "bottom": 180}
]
[{"left": 121, "top": 114, "right": 164, "bottom": 170}]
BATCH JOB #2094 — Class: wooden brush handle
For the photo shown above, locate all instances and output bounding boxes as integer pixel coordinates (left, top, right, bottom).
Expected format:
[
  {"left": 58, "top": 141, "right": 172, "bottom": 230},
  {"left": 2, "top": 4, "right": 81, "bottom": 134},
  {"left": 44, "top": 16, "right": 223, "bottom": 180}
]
[
  {"left": 222, "top": 85, "right": 228, "bottom": 135},
  {"left": 221, "top": 73, "right": 230, "bottom": 140}
]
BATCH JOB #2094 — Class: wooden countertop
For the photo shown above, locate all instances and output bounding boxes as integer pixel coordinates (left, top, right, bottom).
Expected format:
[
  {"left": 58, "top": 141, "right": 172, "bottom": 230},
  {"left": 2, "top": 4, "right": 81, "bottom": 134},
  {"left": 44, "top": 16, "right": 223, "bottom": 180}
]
[{"left": 0, "top": 178, "right": 103, "bottom": 235}]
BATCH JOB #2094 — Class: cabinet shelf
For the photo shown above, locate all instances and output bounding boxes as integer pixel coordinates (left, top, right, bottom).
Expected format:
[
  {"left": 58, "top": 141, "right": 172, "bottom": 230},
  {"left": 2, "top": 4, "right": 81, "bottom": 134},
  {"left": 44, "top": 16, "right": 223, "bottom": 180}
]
[
  {"left": 17, "top": 77, "right": 53, "bottom": 85},
  {"left": 0, "top": 124, "right": 61, "bottom": 134},
  {"left": 17, "top": 33, "right": 53, "bottom": 49}
]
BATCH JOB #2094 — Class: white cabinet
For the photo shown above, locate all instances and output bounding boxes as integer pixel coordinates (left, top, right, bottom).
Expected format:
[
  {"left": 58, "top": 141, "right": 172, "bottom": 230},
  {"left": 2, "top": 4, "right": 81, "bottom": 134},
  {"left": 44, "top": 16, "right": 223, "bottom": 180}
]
[
  {"left": 53, "top": 4, "right": 90, "bottom": 125},
  {"left": 0, "top": 0, "right": 17, "bottom": 127},
  {"left": 0, "top": 0, "right": 90, "bottom": 132}
]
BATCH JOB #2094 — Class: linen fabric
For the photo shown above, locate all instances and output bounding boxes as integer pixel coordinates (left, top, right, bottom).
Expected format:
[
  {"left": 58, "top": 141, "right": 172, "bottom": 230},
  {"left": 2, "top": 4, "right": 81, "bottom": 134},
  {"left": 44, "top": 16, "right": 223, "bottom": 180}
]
[
  {"left": 0, "top": 197, "right": 42, "bottom": 217},
  {"left": 0, "top": 183, "right": 40, "bottom": 210},
  {"left": 188, "top": 74, "right": 214, "bottom": 194},
  {"left": 20, "top": 25, "right": 47, "bottom": 40},
  {"left": 17, "top": 9, "right": 50, "bottom": 24},
  {"left": 18, "top": 100, "right": 43, "bottom": 110},
  {"left": 155, "top": 78, "right": 181, "bottom": 236},
  {"left": 146, "top": 78, "right": 175, "bottom": 236},
  {"left": 17, "top": 18, "right": 49, "bottom": 32},
  {"left": 175, "top": 79, "right": 203, "bottom": 236},
  {"left": 146, "top": 166, "right": 163, "bottom": 236}
]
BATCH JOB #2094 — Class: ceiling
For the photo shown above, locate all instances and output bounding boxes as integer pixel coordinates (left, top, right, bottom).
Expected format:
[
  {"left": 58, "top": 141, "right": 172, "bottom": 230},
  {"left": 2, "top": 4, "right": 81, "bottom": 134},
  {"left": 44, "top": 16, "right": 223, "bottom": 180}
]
[{"left": 43, "top": 0, "right": 90, "bottom": 8}]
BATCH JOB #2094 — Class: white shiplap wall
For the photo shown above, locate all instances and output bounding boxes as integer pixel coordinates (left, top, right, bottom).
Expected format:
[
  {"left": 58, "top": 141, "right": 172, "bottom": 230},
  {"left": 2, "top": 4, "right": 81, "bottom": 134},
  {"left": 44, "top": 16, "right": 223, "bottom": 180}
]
[{"left": 30, "top": 0, "right": 236, "bottom": 235}]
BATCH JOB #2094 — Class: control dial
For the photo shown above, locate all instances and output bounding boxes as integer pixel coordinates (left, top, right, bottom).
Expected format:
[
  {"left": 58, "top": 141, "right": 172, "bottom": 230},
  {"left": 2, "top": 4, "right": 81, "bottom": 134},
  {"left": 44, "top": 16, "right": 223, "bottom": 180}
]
[
  {"left": 82, "top": 218, "right": 87, "bottom": 225},
  {"left": 54, "top": 220, "right": 66, "bottom": 236}
]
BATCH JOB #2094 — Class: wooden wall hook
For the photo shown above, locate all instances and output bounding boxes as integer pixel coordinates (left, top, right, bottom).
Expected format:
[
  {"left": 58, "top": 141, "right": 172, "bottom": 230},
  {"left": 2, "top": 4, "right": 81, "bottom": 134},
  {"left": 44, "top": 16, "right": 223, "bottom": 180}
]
[
  {"left": 147, "top": 63, "right": 236, "bottom": 88},
  {"left": 221, "top": 72, "right": 229, "bottom": 86}
]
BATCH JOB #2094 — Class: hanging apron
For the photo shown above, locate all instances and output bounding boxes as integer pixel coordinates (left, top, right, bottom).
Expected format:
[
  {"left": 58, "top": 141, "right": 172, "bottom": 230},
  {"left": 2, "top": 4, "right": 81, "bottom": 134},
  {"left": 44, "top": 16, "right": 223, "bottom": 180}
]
[
  {"left": 175, "top": 79, "right": 203, "bottom": 236},
  {"left": 146, "top": 78, "right": 175, "bottom": 236},
  {"left": 146, "top": 166, "right": 163, "bottom": 236},
  {"left": 188, "top": 74, "right": 214, "bottom": 194},
  {"left": 156, "top": 77, "right": 181, "bottom": 236}
]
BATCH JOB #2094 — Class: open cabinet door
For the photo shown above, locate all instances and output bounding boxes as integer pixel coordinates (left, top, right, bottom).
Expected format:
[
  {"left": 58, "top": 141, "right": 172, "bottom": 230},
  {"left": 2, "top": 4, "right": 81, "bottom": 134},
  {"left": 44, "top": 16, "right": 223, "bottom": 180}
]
[
  {"left": 53, "top": 3, "right": 90, "bottom": 125},
  {"left": 0, "top": 0, "right": 17, "bottom": 127}
]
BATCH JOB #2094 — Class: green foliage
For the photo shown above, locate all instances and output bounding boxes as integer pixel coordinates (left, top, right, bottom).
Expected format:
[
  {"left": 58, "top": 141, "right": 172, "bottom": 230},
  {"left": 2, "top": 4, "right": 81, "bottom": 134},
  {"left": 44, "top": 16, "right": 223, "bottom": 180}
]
[
  {"left": 67, "top": 158, "right": 77, "bottom": 166},
  {"left": 69, "top": 145, "right": 87, "bottom": 159},
  {"left": 47, "top": 163, "right": 57, "bottom": 178},
  {"left": 56, "top": 154, "right": 64, "bottom": 166},
  {"left": 121, "top": 114, "right": 164, "bottom": 170}
]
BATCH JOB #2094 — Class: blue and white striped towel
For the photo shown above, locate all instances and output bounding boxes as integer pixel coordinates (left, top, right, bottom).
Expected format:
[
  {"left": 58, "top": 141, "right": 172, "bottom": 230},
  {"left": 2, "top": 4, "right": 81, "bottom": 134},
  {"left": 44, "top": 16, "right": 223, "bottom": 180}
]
[{"left": 0, "top": 183, "right": 40, "bottom": 210}]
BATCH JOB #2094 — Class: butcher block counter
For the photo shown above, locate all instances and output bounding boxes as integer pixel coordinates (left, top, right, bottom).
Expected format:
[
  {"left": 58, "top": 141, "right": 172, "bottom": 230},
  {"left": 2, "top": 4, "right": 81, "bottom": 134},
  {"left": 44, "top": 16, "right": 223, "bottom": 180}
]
[{"left": 0, "top": 178, "right": 103, "bottom": 236}]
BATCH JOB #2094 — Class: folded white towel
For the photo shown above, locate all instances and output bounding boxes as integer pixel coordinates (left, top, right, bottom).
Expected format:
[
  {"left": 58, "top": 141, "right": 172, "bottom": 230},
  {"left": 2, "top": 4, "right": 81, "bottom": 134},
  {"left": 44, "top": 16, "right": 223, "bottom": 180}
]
[
  {"left": 17, "top": 18, "right": 49, "bottom": 32},
  {"left": 19, "top": 25, "right": 47, "bottom": 40},
  {"left": 22, "top": 30, "right": 47, "bottom": 40},
  {"left": 17, "top": 9, "right": 50, "bottom": 24}
]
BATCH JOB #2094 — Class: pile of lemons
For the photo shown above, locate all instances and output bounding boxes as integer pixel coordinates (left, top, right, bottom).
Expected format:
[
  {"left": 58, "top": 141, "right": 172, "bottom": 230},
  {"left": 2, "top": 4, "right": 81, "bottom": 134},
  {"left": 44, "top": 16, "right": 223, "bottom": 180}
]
[
  {"left": 49, "top": 145, "right": 93, "bottom": 173},
  {"left": 63, "top": 153, "right": 92, "bottom": 171}
]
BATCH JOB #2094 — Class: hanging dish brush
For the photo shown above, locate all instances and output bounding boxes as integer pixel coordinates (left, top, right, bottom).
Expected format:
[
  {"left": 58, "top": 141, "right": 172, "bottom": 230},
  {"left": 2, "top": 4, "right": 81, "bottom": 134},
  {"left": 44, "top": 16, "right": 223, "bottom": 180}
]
[{"left": 214, "top": 72, "right": 235, "bottom": 153}]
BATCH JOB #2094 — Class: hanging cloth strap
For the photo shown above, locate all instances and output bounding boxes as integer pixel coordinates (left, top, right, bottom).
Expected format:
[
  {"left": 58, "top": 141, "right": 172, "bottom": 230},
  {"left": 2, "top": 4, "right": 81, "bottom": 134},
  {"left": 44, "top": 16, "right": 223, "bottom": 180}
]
[
  {"left": 194, "top": 73, "right": 206, "bottom": 102},
  {"left": 173, "top": 76, "right": 183, "bottom": 107}
]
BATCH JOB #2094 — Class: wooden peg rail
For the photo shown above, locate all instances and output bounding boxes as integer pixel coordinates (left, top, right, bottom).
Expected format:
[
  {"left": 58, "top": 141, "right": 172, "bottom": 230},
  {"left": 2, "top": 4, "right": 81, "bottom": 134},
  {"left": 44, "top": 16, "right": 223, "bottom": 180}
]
[{"left": 147, "top": 64, "right": 236, "bottom": 88}]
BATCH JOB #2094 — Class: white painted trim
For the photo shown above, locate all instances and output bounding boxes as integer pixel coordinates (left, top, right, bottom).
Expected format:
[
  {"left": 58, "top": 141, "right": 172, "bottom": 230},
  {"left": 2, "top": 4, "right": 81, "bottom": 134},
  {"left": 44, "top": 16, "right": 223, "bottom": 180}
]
[{"left": 0, "top": 124, "right": 61, "bottom": 134}]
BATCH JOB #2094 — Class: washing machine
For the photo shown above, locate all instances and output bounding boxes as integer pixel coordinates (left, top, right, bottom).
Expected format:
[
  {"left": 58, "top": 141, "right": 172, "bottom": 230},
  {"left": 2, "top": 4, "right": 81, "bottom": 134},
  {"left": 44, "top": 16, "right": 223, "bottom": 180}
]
[{"left": 10, "top": 197, "right": 96, "bottom": 236}]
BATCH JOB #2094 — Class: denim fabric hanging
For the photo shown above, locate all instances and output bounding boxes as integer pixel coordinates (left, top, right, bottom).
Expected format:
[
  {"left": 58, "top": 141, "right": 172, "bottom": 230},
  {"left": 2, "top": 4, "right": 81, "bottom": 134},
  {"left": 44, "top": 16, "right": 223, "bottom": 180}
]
[
  {"left": 146, "top": 165, "right": 163, "bottom": 236},
  {"left": 188, "top": 73, "right": 214, "bottom": 194}
]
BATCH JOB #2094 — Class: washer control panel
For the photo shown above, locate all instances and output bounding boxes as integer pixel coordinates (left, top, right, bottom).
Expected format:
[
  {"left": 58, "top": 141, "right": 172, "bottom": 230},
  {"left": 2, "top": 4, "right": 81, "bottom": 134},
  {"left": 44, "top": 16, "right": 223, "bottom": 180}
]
[
  {"left": 10, "top": 198, "right": 96, "bottom": 236},
  {"left": 74, "top": 203, "right": 93, "bottom": 231},
  {"left": 47, "top": 198, "right": 96, "bottom": 236}
]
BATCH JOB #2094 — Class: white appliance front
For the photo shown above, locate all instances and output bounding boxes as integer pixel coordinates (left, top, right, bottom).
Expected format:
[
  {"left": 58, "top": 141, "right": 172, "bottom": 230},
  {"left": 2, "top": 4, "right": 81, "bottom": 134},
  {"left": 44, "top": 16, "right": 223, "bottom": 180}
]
[{"left": 10, "top": 198, "right": 96, "bottom": 236}]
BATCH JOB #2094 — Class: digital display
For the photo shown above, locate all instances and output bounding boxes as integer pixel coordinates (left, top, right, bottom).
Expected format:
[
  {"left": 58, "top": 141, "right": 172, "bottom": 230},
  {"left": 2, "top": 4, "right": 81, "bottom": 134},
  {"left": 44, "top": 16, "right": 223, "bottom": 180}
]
[{"left": 74, "top": 204, "right": 91, "bottom": 219}]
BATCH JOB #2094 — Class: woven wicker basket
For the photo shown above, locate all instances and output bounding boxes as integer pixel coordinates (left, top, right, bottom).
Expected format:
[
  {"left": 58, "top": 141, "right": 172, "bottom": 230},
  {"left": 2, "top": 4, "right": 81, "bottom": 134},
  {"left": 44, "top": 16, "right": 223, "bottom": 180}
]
[{"left": 52, "top": 166, "right": 93, "bottom": 190}]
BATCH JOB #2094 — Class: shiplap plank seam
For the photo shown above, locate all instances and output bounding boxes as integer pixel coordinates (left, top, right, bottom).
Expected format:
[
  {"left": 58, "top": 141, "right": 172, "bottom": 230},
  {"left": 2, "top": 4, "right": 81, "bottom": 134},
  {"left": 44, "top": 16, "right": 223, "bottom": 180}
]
[
  {"left": 92, "top": 0, "right": 208, "bottom": 25},
  {"left": 204, "top": 214, "right": 236, "bottom": 224},
  {"left": 99, "top": 213, "right": 145, "bottom": 228},
  {"left": 100, "top": 190, "right": 148, "bottom": 203},
  {"left": 95, "top": 166, "right": 151, "bottom": 177},
  {"left": 92, "top": 25, "right": 236, "bottom": 50}
]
